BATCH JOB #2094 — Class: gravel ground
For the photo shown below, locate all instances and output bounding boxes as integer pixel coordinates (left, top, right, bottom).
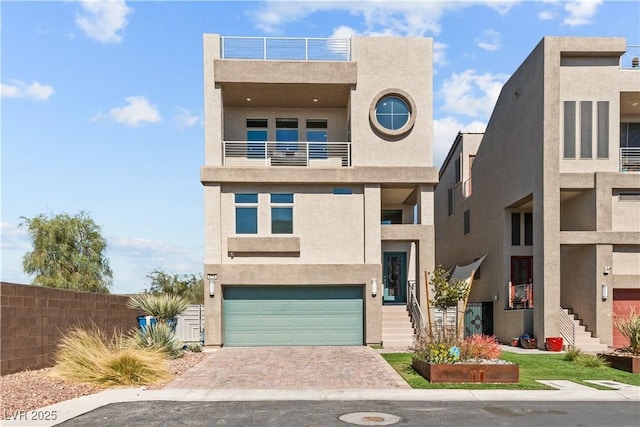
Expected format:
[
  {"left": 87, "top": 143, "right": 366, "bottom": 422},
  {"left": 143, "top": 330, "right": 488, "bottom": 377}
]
[{"left": 0, "top": 351, "right": 209, "bottom": 416}]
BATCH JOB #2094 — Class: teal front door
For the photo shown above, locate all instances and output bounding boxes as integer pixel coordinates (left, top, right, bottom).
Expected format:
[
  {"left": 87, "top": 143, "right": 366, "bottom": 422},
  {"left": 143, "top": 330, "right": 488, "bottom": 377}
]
[{"left": 383, "top": 252, "right": 407, "bottom": 304}]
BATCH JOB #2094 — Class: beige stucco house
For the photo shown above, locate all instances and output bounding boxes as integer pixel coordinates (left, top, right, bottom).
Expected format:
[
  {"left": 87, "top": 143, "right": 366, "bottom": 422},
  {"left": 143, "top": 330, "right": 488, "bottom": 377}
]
[
  {"left": 435, "top": 37, "right": 640, "bottom": 350},
  {"left": 201, "top": 35, "right": 437, "bottom": 347}
]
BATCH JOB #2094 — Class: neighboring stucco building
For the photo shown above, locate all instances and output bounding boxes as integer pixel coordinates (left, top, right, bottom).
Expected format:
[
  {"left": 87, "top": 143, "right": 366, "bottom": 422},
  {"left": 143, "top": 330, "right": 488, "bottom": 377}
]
[
  {"left": 201, "top": 35, "right": 438, "bottom": 347},
  {"left": 435, "top": 37, "right": 640, "bottom": 350}
]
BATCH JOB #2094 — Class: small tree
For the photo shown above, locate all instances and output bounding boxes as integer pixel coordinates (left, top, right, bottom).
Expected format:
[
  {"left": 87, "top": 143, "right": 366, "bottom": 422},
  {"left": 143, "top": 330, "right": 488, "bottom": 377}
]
[
  {"left": 20, "top": 211, "right": 112, "bottom": 293},
  {"left": 428, "top": 266, "right": 470, "bottom": 341},
  {"left": 146, "top": 270, "right": 204, "bottom": 304}
]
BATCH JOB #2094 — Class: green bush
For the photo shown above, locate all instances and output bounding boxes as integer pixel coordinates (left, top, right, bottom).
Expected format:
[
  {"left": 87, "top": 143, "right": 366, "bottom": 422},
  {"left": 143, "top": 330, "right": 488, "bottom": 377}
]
[
  {"left": 576, "top": 354, "right": 610, "bottom": 369},
  {"left": 562, "top": 347, "right": 582, "bottom": 362},
  {"left": 133, "top": 322, "right": 184, "bottom": 359},
  {"left": 128, "top": 293, "right": 190, "bottom": 322},
  {"left": 187, "top": 342, "right": 202, "bottom": 352},
  {"left": 52, "top": 326, "right": 168, "bottom": 386}
]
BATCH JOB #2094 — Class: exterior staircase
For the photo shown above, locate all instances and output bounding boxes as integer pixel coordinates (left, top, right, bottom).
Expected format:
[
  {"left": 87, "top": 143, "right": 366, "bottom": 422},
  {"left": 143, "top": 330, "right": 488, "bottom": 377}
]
[
  {"left": 382, "top": 305, "right": 416, "bottom": 350},
  {"left": 561, "top": 308, "right": 608, "bottom": 353}
]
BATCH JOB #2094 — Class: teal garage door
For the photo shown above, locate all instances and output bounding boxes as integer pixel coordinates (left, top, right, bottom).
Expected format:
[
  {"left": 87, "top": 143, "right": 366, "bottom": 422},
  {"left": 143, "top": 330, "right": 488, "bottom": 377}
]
[{"left": 223, "top": 286, "right": 363, "bottom": 346}]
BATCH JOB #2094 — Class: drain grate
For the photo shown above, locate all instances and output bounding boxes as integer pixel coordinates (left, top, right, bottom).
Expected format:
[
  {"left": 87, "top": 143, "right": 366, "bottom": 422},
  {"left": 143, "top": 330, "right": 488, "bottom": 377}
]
[{"left": 339, "top": 412, "right": 401, "bottom": 426}]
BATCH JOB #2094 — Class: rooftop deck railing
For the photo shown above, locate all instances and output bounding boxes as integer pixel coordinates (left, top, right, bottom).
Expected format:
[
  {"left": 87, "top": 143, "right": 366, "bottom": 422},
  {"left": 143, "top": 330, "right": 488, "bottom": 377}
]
[
  {"left": 223, "top": 141, "right": 351, "bottom": 167},
  {"left": 220, "top": 36, "right": 351, "bottom": 61},
  {"left": 620, "top": 45, "right": 640, "bottom": 69},
  {"left": 620, "top": 148, "right": 640, "bottom": 172}
]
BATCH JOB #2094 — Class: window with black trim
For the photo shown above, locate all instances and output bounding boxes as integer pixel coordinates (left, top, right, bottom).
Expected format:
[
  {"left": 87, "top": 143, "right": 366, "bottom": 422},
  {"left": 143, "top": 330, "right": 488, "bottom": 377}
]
[
  {"left": 307, "top": 119, "right": 327, "bottom": 159},
  {"left": 447, "top": 188, "right": 453, "bottom": 217},
  {"left": 276, "top": 118, "right": 298, "bottom": 152},
  {"left": 235, "top": 193, "right": 258, "bottom": 234},
  {"left": 464, "top": 209, "right": 470, "bottom": 234},
  {"left": 247, "top": 119, "right": 268, "bottom": 159},
  {"left": 271, "top": 193, "right": 293, "bottom": 234}
]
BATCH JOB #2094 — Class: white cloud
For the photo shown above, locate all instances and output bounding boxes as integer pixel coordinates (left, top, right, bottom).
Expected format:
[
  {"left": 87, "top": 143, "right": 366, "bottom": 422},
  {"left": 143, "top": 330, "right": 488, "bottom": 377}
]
[
  {"left": 433, "top": 41, "right": 449, "bottom": 68},
  {"left": 538, "top": 10, "right": 556, "bottom": 20},
  {"left": 104, "top": 96, "right": 161, "bottom": 126},
  {"left": 1, "top": 80, "right": 54, "bottom": 100},
  {"left": 475, "top": 29, "right": 501, "bottom": 52},
  {"left": 173, "top": 106, "right": 200, "bottom": 129},
  {"left": 438, "top": 69, "right": 510, "bottom": 118},
  {"left": 433, "top": 117, "right": 486, "bottom": 168},
  {"left": 75, "top": 0, "right": 133, "bottom": 44},
  {"left": 564, "top": 0, "right": 602, "bottom": 26},
  {"left": 250, "top": 1, "right": 518, "bottom": 36},
  {"left": 0, "top": 222, "right": 31, "bottom": 251}
]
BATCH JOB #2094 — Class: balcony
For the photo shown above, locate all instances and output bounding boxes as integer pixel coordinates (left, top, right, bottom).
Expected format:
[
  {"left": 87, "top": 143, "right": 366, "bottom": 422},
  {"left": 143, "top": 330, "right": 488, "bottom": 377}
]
[
  {"left": 223, "top": 141, "right": 351, "bottom": 167},
  {"left": 620, "top": 45, "right": 640, "bottom": 69},
  {"left": 620, "top": 148, "right": 640, "bottom": 172},
  {"left": 220, "top": 37, "right": 351, "bottom": 61}
]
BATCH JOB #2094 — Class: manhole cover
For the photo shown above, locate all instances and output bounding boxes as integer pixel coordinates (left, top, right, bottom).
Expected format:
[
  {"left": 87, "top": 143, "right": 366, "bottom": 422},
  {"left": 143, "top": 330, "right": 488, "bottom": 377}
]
[{"left": 339, "top": 412, "right": 401, "bottom": 426}]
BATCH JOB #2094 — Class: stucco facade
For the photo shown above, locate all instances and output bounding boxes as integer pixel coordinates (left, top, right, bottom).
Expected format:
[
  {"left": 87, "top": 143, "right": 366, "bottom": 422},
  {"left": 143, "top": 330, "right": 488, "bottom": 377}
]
[
  {"left": 435, "top": 37, "right": 640, "bottom": 348},
  {"left": 201, "top": 35, "right": 437, "bottom": 346}
]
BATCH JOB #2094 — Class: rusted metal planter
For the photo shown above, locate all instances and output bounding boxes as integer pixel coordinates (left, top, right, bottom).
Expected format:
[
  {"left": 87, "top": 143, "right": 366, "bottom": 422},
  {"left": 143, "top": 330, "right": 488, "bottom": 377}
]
[
  {"left": 599, "top": 354, "right": 640, "bottom": 374},
  {"left": 412, "top": 360, "right": 519, "bottom": 383}
]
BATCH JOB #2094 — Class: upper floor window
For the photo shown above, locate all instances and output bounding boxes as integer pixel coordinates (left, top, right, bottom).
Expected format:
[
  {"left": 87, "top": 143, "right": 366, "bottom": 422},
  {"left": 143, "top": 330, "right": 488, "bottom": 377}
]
[
  {"left": 307, "top": 119, "right": 327, "bottom": 159},
  {"left": 247, "top": 119, "right": 267, "bottom": 158},
  {"left": 381, "top": 210, "right": 402, "bottom": 225},
  {"left": 375, "top": 96, "right": 410, "bottom": 131},
  {"left": 447, "top": 188, "right": 454, "bottom": 217},
  {"left": 454, "top": 157, "right": 461, "bottom": 183},
  {"left": 235, "top": 193, "right": 258, "bottom": 234},
  {"left": 511, "top": 212, "right": 533, "bottom": 246},
  {"left": 463, "top": 209, "right": 470, "bottom": 234},
  {"left": 271, "top": 193, "right": 294, "bottom": 234},
  {"left": 276, "top": 118, "right": 298, "bottom": 151},
  {"left": 620, "top": 123, "right": 640, "bottom": 148}
]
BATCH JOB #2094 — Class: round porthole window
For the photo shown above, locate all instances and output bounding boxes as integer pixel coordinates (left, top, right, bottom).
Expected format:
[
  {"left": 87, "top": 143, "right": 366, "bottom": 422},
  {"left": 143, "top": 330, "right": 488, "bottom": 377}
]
[{"left": 369, "top": 89, "right": 416, "bottom": 138}]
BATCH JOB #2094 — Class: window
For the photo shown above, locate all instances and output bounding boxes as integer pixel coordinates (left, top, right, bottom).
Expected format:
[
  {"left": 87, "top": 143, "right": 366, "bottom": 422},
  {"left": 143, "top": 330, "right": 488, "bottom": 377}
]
[
  {"left": 618, "top": 192, "right": 640, "bottom": 201},
  {"left": 375, "top": 96, "right": 409, "bottom": 131},
  {"left": 564, "top": 101, "right": 576, "bottom": 158},
  {"left": 620, "top": 123, "right": 640, "bottom": 148},
  {"left": 247, "top": 119, "right": 267, "bottom": 158},
  {"left": 447, "top": 188, "right": 453, "bottom": 217},
  {"left": 235, "top": 193, "right": 258, "bottom": 234},
  {"left": 464, "top": 209, "right": 470, "bottom": 234},
  {"left": 381, "top": 210, "right": 402, "bottom": 225},
  {"left": 276, "top": 118, "right": 298, "bottom": 152},
  {"left": 271, "top": 193, "right": 293, "bottom": 234},
  {"left": 597, "top": 101, "right": 609, "bottom": 159},
  {"left": 454, "top": 157, "right": 461, "bottom": 183},
  {"left": 511, "top": 213, "right": 521, "bottom": 246},
  {"left": 333, "top": 187, "right": 352, "bottom": 195},
  {"left": 580, "top": 101, "right": 592, "bottom": 159},
  {"left": 524, "top": 213, "right": 533, "bottom": 246},
  {"left": 307, "top": 119, "right": 327, "bottom": 159}
]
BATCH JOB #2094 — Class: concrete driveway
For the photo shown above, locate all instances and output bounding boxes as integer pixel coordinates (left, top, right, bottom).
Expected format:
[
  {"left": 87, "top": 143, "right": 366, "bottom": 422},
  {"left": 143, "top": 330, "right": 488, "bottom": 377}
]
[{"left": 165, "top": 346, "right": 410, "bottom": 389}]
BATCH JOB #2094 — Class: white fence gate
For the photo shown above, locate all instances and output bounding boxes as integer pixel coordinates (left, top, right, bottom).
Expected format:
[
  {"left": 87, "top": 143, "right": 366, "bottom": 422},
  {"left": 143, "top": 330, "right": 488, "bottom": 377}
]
[{"left": 175, "top": 304, "right": 204, "bottom": 343}]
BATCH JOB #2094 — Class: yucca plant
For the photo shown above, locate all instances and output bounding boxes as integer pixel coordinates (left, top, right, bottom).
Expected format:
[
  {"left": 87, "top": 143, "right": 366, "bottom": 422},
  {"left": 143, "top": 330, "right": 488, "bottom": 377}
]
[
  {"left": 52, "top": 326, "right": 169, "bottom": 386},
  {"left": 128, "top": 293, "right": 190, "bottom": 322},
  {"left": 612, "top": 308, "right": 640, "bottom": 355},
  {"left": 132, "top": 322, "right": 184, "bottom": 359},
  {"left": 187, "top": 342, "right": 202, "bottom": 353}
]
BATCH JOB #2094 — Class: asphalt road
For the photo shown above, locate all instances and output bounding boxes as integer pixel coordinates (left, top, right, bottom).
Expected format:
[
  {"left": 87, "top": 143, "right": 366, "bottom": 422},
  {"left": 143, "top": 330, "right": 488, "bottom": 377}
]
[{"left": 57, "top": 400, "right": 640, "bottom": 427}]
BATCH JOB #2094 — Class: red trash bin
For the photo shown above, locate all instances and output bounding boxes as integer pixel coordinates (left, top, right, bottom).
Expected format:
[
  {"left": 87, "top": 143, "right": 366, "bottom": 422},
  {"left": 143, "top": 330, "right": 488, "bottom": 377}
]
[{"left": 545, "top": 337, "right": 563, "bottom": 351}]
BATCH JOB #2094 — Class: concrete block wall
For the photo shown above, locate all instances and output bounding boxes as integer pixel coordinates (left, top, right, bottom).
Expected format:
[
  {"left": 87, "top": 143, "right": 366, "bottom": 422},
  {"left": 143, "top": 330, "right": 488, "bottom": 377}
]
[{"left": 0, "top": 282, "right": 140, "bottom": 375}]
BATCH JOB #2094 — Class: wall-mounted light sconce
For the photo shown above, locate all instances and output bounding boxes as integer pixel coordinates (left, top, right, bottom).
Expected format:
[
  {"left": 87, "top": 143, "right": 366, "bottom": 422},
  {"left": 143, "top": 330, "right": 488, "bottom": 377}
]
[
  {"left": 603, "top": 266, "right": 611, "bottom": 276},
  {"left": 494, "top": 294, "right": 499, "bottom": 301},
  {"left": 601, "top": 283, "right": 608, "bottom": 301},
  {"left": 229, "top": 251, "right": 235, "bottom": 259},
  {"left": 371, "top": 278, "right": 378, "bottom": 297},
  {"left": 208, "top": 273, "right": 218, "bottom": 298}
]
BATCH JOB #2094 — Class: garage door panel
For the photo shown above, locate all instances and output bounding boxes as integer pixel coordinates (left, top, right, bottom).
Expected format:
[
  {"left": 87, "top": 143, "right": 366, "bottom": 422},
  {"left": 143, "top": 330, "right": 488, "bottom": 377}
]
[{"left": 223, "top": 286, "right": 363, "bottom": 346}]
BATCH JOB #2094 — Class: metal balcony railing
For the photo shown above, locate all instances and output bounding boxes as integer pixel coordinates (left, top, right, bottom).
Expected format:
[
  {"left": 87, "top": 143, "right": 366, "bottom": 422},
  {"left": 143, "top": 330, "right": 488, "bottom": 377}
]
[
  {"left": 620, "top": 147, "right": 640, "bottom": 172},
  {"left": 220, "top": 37, "right": 351, "bottom": 61},
  {"left": 407, "top": 280, "right": 425, "bottom": 330},
  {"left": 620, "top": 45, "right": 640, "bottom": 69},
  {"left": 223, "top": 141, "right": 351, "bottom": 167},
  {"left": 559, "top": 308, "right": 576, "bottom": 348}
]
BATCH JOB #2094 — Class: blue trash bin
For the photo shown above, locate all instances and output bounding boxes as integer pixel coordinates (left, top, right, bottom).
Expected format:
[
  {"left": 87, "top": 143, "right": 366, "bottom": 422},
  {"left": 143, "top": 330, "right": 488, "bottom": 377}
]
[{"left": 137, "top": 315, "right": 157, "bottom": 331}]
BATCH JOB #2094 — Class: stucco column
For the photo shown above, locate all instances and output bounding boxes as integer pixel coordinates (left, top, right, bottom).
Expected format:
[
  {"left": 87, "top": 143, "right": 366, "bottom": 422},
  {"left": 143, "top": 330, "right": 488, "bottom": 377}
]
[{"left": 596, "top": 244, "right": 613, "bottom": 344}]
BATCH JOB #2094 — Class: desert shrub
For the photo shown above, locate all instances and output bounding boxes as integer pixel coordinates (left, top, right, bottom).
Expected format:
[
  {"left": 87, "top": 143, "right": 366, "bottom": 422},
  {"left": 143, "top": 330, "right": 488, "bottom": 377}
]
[
  {"left": 412, "top": 327, "right": 459, "bottom": 363},
  {"left": 575, "top": 354, "right": 610, "bottom": 369},
  {"left": 187, "top": 342, "right": 202, "bottom": 352},
  {"left": 53, "top": 326, "right": 168, "bottom": 386},
  {"left": 562, "top": 346, "right": 582, "bottom": 362},
  {"left": 128, "top": 293, "right": 190, "bottom": 322},
  {"left": 612, "top": 308, "right": 640, "bottom": 355},
  {"left": 460, "top": 334, "right": 502, "bottom": 361},
  {"left": 133, "top": 322, "right": 184, "bottom": 359}
]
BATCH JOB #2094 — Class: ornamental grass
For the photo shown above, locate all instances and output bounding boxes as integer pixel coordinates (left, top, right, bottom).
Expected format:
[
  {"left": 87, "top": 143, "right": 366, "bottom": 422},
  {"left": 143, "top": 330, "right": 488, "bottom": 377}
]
[
  {"left": 52, "top": 326, "right": 169, "bottom": 386},
  {"left": 132, "top": 321, "right": 184, "bottom": 359},
  {"left": 128, "top": 293, "right": 190, "bottom": 322}
]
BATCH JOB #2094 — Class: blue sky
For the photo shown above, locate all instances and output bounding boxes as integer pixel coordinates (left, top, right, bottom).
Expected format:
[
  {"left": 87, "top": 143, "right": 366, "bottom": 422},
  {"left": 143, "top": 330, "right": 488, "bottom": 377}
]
[{"left": 2, "top": 0, "right": 638, "bottom": 294}]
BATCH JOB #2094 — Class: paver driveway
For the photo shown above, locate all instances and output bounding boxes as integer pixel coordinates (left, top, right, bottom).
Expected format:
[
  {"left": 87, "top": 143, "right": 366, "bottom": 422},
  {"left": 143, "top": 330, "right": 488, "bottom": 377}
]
[{"left": 165, "top": 346, "right": 410, "bottom": 389}]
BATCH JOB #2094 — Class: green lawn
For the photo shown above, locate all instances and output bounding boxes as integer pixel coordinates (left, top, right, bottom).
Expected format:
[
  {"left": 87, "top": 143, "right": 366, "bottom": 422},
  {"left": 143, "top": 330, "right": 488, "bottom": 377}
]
[{"left": 382, "top": 352, "right": 640, "bottom": 390}]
